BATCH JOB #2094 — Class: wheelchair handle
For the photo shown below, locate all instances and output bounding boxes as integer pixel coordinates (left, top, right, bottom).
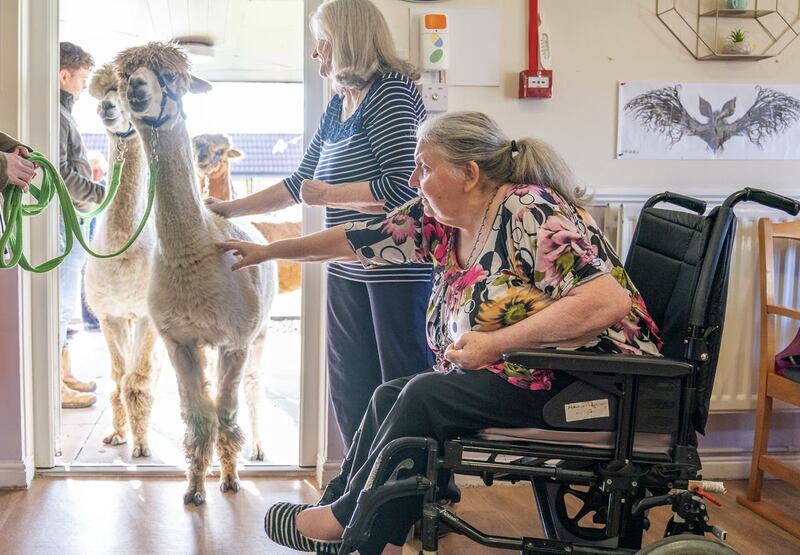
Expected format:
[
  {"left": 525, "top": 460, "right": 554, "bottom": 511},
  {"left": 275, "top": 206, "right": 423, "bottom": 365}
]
[
  {"left": 722, "top": 187, "right": 800, "bottom": 215},
  {"left": 643, "top": 191, "right": 707, "bottom": 215}
]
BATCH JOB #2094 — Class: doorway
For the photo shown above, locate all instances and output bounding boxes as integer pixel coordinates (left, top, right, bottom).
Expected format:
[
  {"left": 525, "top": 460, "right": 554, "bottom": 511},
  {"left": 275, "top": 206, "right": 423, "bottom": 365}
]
[{"left": 53, "top": 0, "right": 316, "bottom": 471}]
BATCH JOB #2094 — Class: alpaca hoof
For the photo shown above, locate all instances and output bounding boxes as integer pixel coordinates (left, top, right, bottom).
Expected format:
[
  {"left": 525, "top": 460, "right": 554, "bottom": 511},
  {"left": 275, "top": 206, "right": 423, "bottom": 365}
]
[
  {"left": 103, "top": 433, "right": 127, "bottom": 446},
  {"left": 184, "top": 489, "right": 205, "bottom": 506},
  {"left": 250, "top": 444, "right": 265, "bottom": 461},
  {"left": 220, "top": 476, "right": 240, "bottom": 493},
  {"left": 132, "top": 445, "right": 151, "bottom": 458}
]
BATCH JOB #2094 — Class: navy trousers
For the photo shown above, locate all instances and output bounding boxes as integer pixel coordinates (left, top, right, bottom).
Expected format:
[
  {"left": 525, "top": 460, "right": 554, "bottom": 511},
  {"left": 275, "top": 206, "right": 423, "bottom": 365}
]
[{"left": 326, "top": 274, "right": 435, "bottom": 448}]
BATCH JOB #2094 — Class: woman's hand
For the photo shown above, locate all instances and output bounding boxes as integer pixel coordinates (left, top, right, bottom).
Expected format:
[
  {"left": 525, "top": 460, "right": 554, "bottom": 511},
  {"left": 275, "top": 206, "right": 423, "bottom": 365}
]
[
  {"left": 12, "top": 145, "right": 30, "bottom": 158},
  {"left": 300, "top": 179, "right": 332, "bottom": 206},
  {"left": 216, "top": 240, "right": 271, "bottom": 271},
  {"left": 205, "top": 197, "right": 232, "bottom": 218},
  {"left": 444, "top": 331, "right": 502, "bottom": 370},
  {"left": 3, "top": 151, "right": 36, "bottom": 192}
]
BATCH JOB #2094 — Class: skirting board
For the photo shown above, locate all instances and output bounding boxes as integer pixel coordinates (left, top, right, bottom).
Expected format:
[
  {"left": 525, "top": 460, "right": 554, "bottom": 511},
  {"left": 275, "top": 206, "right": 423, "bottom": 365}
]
[
  {"left": 316, "top": 455, "right": 343, "bottom": 489},
  {"left": 0, "top": 456, "right": 34, "bottom": 489},
  {"left": 699, "top": 453, "right": 800, "bottom": 480}
]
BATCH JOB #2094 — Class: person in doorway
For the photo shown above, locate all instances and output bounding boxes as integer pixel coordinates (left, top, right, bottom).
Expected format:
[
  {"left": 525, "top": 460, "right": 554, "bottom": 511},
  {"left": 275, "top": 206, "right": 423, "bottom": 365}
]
[
  {"left": 78, "top": 151, "right": 108, "bottom": 333},
  {"left": 0, "top": 131, "right": 35, "bottom": 192},
  {"left": 207, "top": 0, "right": 435, "bottom": 453},
  {"left": 219, "top": 111, "right": 663, "bottom": 554},
  {"left": 58, "top": 41, "right": 106, "bottom": 409}
]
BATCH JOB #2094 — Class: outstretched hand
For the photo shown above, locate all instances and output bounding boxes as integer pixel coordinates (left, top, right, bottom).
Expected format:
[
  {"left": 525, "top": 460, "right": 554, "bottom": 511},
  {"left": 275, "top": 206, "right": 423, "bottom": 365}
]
[
  {"left": 216, "top": 240, "right": 270, "bottom": 271},
  {"left": 205, "top": 197, "right": 231, "bottom": 218},
  {"left": 443, "top": 331, "right": 502, "bottom": 370}
]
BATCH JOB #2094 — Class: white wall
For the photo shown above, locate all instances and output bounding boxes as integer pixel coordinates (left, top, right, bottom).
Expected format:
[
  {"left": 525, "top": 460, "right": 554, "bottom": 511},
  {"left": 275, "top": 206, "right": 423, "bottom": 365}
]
[
  {"left": 377, "top": 0, "right": 800, "bottom": 197},
  {"left": 373, "top": 0, "right": 800, "bottom": 476}
]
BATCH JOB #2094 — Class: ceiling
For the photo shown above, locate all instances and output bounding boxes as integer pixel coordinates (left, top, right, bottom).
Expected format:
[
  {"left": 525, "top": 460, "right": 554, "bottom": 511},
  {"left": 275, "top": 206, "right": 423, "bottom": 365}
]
[{"left": 59, "top": 0, "right": 304, "bottom": 82}]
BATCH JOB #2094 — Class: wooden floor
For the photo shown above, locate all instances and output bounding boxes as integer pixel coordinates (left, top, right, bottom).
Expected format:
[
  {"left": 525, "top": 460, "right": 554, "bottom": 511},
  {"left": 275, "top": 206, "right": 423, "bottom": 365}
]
[{"left": 1, "top": 476, "right": 798, "bottom": 554}]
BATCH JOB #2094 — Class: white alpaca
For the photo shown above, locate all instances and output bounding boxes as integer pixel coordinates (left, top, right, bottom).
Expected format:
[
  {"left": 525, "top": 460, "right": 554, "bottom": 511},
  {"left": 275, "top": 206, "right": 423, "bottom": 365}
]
[
  {"left": 115, "top": 43, "right": 277, "bottom": 504},
  {"left": 84, "top": 64, "right": 158, "bottom": 458}
]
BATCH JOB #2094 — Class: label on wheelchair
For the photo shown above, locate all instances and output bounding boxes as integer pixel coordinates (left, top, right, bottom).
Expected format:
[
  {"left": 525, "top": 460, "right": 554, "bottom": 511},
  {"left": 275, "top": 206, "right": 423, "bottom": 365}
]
[{"left": 564, "top": 399, "right": 610, "bottom": 422}]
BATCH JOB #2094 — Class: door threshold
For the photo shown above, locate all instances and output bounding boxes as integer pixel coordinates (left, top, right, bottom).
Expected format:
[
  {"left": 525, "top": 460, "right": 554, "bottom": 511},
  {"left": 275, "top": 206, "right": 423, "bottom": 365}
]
[{"left": 38, "top": 464, "right": 315, "bottom": 478}]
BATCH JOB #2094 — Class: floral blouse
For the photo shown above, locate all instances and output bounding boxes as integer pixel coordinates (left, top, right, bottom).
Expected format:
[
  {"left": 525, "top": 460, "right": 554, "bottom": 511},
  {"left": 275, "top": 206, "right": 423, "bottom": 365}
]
[{"left": 344, "top": 184, "right": 662, "bottom": 391}]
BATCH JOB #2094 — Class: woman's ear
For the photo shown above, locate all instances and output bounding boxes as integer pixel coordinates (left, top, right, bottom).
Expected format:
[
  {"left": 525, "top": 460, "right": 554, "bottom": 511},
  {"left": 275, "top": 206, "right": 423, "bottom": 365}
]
[{"left": 461, "top": 161, "right": 481, "bottom": 192}]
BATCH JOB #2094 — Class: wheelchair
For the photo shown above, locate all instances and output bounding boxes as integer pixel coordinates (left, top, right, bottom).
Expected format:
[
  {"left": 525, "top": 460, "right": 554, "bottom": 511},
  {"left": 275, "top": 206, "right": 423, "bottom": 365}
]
[{"left": 337, "top": 188, "right": 800, "bottom": 554}]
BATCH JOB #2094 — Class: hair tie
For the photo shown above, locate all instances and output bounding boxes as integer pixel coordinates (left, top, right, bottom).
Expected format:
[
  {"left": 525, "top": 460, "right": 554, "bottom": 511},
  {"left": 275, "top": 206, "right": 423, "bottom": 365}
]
[{"left": 510, "top": 139, "right": 519, "bottom": 158}]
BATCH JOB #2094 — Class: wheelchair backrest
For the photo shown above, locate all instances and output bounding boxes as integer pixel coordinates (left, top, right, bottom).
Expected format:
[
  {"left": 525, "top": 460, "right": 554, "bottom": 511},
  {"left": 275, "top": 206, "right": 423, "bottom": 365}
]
[{"left": 624, "top": 203, "right": 737, "bottom": 436}]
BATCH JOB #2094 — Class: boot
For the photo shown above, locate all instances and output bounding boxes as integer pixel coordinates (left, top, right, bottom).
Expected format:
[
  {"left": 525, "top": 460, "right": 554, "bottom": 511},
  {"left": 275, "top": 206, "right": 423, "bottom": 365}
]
[
  {"left": 61, "top": 382, "right": 96, "bottom": 409},
  {"left": 61, "top": 346, "right": 96, "bottom": 392}
]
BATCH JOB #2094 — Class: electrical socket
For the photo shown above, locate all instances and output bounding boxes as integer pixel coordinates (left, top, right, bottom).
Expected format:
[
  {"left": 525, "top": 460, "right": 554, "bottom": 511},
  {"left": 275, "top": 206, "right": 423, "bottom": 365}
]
[{"left": 421, "top": 83, "right": 448, "bottom": 113}]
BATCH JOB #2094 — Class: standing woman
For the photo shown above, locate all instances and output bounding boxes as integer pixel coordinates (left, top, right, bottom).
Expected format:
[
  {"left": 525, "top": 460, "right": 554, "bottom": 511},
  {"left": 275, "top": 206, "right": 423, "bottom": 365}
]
[{"left": 206, "top": 0, "right": 434, "bottom": 448}]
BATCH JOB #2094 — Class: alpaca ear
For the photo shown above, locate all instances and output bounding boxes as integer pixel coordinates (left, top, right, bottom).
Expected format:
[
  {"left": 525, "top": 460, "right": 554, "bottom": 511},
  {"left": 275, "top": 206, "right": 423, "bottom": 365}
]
[
  {"left": 188, "top": 74, "right": 212, "bottom": 94},
  {"left": 227, "top": 148, "right": 243, "bottom": 159}
]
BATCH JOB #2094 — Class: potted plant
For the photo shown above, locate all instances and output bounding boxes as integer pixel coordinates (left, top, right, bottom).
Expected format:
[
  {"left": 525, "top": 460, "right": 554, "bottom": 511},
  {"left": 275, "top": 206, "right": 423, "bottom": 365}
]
[
  {"left": 724, "top": 28, "right": 752, "bottom": 54},
  {"left": 725, "top": 0, "right": 748, "bottom": 11}
]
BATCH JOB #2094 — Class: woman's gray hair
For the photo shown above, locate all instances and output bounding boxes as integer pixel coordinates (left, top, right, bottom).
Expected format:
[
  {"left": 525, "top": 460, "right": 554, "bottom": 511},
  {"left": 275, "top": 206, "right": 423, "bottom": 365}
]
[
  {"left": 311, "top": 0, "right": 420, "bottom": 92},
  {"left": 417, "top": 111, "right": 585, "bottom": 205}
]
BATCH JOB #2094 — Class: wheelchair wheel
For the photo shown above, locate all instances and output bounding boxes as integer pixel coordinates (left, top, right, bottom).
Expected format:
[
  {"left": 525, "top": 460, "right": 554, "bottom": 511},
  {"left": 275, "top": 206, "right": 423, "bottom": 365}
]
[
  {"left": 553, "top": 483, "right": 608, "bottom": 541},
  {"left": 637, "top": 535, "right": 739, "bottom": 554}
]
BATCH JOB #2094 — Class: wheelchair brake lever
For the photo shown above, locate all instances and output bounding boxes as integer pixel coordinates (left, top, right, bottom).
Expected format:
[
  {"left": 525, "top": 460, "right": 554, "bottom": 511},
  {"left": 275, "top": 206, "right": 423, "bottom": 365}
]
[{"left": 631, "top": 493, "right": 674, "bottom": 515}]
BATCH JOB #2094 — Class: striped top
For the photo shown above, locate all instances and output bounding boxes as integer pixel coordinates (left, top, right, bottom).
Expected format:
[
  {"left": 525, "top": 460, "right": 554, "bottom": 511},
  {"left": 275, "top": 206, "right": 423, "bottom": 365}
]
[{"left": 283, "top": 72, "right": 432, "bottom": 283}]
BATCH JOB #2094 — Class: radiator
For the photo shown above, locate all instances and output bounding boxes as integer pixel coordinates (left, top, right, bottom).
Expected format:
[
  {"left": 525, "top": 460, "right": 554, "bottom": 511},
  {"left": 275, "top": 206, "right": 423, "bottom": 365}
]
[{"left": 604, "top": 202, "right": 800, "bottom": 412}]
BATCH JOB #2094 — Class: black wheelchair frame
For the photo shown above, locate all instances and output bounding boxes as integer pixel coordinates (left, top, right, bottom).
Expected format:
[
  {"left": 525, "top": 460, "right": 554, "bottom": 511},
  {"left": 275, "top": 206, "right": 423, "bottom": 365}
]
[{"left": 337, "top": 188, "right": 800, "bottom": 555}]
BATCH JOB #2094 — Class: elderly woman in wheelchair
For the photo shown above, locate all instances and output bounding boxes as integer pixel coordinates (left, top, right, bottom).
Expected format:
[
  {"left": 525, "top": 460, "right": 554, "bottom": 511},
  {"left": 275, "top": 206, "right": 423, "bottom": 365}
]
[{"left": 218, "top": 111, "right": 772, "bottom": 554}]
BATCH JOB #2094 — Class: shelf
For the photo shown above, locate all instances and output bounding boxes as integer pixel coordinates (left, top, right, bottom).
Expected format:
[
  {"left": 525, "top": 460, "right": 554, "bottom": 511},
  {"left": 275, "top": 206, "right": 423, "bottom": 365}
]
[
  {"left": 656, "top": 0, "right": 800, "bottom": 61},
  {"left": 699, "top": 9, "right": 777, "bottom": 18},
  {"left": 698, "top": 53, "right": 773, "bottom": 60}
]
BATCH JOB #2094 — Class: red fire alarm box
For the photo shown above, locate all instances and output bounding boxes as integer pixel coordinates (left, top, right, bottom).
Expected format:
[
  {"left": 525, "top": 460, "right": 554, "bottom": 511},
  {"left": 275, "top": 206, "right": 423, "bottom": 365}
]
[{"left": 519, "top": 0, "right": 553, "bottom": 99}]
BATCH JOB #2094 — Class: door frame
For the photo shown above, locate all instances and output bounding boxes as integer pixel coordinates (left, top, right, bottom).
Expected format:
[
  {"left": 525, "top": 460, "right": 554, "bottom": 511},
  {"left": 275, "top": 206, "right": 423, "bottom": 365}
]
[{"left": 22, "top": 0, "right": 328, "bottom": 473}]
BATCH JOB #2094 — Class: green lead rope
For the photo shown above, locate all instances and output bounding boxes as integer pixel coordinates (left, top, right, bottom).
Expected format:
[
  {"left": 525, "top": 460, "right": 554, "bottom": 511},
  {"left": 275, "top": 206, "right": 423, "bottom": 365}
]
[{"left": 0, "top": 151, "right": 157, "bottom": 273}]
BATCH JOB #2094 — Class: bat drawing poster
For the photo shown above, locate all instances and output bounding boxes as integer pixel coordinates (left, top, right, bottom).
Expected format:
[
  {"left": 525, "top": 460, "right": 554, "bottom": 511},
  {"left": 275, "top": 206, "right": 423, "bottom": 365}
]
[{"left": 617, "top": 81, "right": 800, "bottom": 160}]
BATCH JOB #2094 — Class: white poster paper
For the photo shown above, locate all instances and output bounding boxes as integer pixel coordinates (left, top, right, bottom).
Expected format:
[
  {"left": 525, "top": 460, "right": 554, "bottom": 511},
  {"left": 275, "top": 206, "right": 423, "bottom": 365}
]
[{"left": 617, "top": 81, "right": 800, "bottom": 160}]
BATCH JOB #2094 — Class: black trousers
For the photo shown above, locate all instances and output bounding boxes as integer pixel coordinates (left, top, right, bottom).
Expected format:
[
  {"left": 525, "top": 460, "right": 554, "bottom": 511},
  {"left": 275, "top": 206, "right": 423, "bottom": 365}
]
[
  {"left": 326, "top": 274, "right": 434, "bottom": 448},
  {"left": 328, "top": 369, "right": 572, "bottom": 554}
]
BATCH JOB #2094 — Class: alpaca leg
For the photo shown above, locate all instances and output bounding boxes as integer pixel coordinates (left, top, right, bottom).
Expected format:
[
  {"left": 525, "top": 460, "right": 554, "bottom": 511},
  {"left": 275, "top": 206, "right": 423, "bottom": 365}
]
[
  {"left": 100, "top": 316, "right": 133, "bottom": 446},
  {"left": 244, "top": 330, "right": 266, "bottom": 461},
  {"left": 123, "top": 316, "right": 158, "bottom": 457},
  {"left": 216, "top": 347, "right": 248, "bottom": 493},
  {"left": 165, "top": 339, "right": 217, "bottom": 505}
]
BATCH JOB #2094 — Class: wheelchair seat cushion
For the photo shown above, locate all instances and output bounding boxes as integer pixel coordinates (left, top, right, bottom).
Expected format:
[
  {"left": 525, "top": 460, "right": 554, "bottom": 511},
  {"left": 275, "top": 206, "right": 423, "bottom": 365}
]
[{"left": 477, "top": 427, "right": 673, "bottom": 455}]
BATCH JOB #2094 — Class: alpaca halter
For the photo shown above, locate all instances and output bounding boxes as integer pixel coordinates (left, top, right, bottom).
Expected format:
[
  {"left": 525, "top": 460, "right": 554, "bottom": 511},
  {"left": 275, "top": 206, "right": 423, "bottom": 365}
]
[
  {"left": 141, "top": 69, "right": 186, "bottom": 129},
  {"left": 113, "top": 124, "right": 136, "bottom": 139}
]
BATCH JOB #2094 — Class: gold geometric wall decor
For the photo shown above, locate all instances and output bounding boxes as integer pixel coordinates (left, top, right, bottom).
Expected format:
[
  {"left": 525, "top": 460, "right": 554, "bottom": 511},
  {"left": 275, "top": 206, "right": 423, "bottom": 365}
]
[{"left": 656, "top": 0, "right": 800, "bottom": 60}]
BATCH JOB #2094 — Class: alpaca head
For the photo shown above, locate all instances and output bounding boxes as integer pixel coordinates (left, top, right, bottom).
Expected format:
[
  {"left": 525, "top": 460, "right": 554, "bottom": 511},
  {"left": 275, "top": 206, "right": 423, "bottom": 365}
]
[
  {"left": 191, "top": 134, "right": 243, "bottom": 178},
  {"left": 89, "top": 63, "right": 136, "bottom": 137},
  {"left": 113, "top": 42, "right": 212, "bottom": 131}
]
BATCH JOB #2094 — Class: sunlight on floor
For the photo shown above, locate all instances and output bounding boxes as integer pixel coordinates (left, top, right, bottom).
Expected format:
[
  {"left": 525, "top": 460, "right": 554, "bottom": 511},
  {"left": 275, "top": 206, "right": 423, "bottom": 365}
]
[{"left": 59, "top": 291, "right": 301, "bottom": 467}]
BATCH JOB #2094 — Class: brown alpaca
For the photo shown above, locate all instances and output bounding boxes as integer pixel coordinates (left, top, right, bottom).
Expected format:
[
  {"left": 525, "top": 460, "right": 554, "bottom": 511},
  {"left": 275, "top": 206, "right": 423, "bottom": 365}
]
[
  {"left": 191, "top": 134, "right": 242, "bottom": 201},
  {"left": 190, "top": 134, "right": 302, "bottom": 293}
]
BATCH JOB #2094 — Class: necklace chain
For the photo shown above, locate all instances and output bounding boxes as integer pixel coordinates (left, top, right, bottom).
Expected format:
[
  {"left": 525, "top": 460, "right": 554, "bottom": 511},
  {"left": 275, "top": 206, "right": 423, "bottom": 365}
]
[{"left": 462, "top": 187, "right": 501, "bottom": 268}]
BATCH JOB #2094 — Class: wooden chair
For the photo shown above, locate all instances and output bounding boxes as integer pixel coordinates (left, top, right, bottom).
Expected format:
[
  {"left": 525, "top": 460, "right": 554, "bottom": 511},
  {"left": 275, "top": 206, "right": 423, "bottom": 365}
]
[{"left": 737, "top": 217, "right": 800, "bottom": 539}]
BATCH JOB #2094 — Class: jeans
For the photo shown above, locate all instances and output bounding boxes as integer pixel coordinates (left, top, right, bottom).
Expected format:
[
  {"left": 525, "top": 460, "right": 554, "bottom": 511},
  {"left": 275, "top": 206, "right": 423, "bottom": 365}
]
[{"left": 59, "top": 218, "right": 88, "bottom": 348}]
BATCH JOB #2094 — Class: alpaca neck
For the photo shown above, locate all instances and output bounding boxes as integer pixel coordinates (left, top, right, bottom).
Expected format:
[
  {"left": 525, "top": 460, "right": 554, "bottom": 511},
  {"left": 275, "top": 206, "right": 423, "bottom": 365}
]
[
  {"left": 99, "top": 132, "right": 148, "bottom": 241},
  {"left": 138, "top": 118, "right": 208, "bottom": 249},
  {"left": 207, "top": 162, "right": 233, "bottom": 201}
]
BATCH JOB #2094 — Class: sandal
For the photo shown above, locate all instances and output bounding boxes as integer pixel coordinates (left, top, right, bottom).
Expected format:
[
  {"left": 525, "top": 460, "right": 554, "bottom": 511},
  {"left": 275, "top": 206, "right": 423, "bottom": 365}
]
[{"left": 264, "top": 502, "right": 343, "bottom": 552}]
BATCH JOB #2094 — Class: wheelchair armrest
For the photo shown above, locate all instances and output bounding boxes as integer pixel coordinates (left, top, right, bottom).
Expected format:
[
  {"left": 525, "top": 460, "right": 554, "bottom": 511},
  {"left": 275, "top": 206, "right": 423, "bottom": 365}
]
[{"left": 502, "top": 349, "right": 692, "bottom": 378}]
